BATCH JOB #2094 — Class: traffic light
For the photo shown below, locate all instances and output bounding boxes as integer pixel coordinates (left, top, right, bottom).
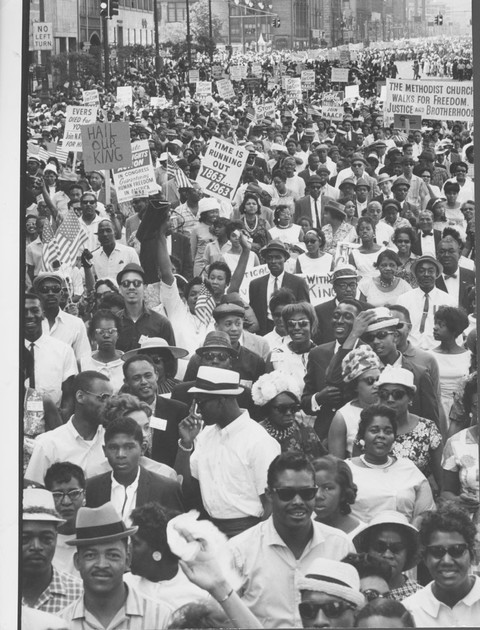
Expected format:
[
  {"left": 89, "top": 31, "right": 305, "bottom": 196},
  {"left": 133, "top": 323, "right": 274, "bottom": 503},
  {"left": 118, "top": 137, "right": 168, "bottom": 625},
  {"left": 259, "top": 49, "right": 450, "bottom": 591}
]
[
  {"left": 277, "top": 18, "right": 281, "bottom": 28},
  {"left": 100, "top": 0, "right": 108, "bottom": 17},
  {"left": 272, "top": 18, "right": 277, "bottom": 27},
  {"left": 110, "top": 0, "right": 119, "bottom": 17},
  {"left": 438, "top": 14, "right": 443, "bottom": 25}
]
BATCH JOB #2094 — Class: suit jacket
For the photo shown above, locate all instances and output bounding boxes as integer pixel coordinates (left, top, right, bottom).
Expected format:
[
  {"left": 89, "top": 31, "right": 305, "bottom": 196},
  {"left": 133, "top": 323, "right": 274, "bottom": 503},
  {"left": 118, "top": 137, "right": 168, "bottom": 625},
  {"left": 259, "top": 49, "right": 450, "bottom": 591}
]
[
  {"left": 243, "top": 330, "right": 270, "bottom": 360},
  {"left": 293, "top": 195, "right": 336, "bottom": 227},
  {"left": 399, "top": 200, "right": 419, "bottom": 219},
  {"left": 151, "top": 396, "right": 189, "bottom": 468},
  {"left": 249, "top": 272, "right": 311, "bottom": 335},
  {"left": 435, "top": 267, "right": 475, "bottom": 310},
  {"left": 411, "top": 229, "right": 442, "bottom": 256},
  {"left": 313, "top": 299, "right": 337, "bottom": 345},
  {"left": 171, "top": 232, "right": 194, "bottom": 280},
  {"left": 86, "top": 465, "right": 185, "bottom": 513},
  {"left": 298, "top": 168, "right": 318, "bottom": 185},
  {"left": 301, "top": 341, "right": 338, "bottom": 440}
]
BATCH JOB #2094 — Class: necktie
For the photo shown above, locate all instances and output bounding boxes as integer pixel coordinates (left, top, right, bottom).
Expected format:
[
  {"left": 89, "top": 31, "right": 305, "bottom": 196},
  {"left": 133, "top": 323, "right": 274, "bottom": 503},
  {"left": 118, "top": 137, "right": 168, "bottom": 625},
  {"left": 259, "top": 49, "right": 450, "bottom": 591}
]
[
  {"left": 422, "top": 232, "right": 433, "bottom": 237},
  {"left": 314, "top": 199, "right": 321, "bottom": 228},
  {"left": 29, "top": 342, "right": 35, "bottom": 389},
  {"left": 444, "top": 273, "right": 457, "bottom": 280},
  {"left": 274, "top": 276, "right": 279, "bottom": 294},
  {"left": 419, "top": 293, "right": 430, "bottom": 333}
]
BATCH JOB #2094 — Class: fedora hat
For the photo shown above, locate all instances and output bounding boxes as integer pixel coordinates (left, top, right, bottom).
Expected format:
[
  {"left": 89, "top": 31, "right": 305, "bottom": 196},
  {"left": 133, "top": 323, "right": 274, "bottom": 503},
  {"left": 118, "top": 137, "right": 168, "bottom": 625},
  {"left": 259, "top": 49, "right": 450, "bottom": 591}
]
[
  {"left": 260, "top": 240, "right": 290, "bottom": 260},
  {"left": 212, "top": 302, "right": 245, "bottom": 321},
  {"left": 188, "top": 366, "right": 244, "bottom": 396},
  {"left": 33, "top": 272, "right": 62, "bottom": 292},
  {"left": 338, "top": 177, "right": 356, "bottom": 189},
  {"left": 116, "top": 262, "right": 146, "bottom": 285},
  {"left": 410, "top": 255, "right": 443, "bottom": 278},
  {"left": 23, "top": 488, "right": 65, "bottom": 523},
  {"left": 355, "top": 177, "right": 371, "bottom": 190},
  {"left": 196, "top": 331, "right": 237, "bottom": 358},
  {"left": 391, "top": 175, "right": 410, "bottom": 190},
  {"left": 353, "top": 510, "right": 420, "bottom": 571},
  {"left": 66, "top": 502, "right": 137, "bottom": 546},
  {"left": 298, "top": 559, "right": 365, "bottom": 608},
  {"left": 122, "top": 336, "right": 189, "bottom": 362},
  {"left": 377, "top": 173, "right": 395, "bottom": 184},
  {"left": 365, "top": 307, "right": 401, "bottom": 333},
  {"left": 332, "top": 264, "right": 359, "bottom": 282},
  {"left": 324, "top": 200, "right": 346, "bottom": 221}
]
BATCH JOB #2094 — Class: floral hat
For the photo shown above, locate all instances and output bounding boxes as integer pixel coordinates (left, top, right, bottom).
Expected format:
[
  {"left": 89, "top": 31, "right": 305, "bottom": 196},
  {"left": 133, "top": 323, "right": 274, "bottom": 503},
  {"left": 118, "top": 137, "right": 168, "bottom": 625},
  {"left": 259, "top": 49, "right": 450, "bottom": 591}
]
[
  {"left": 342, "top": 346, "right": 382, "bottom": 383},
  {"left": 251, "top": 372, "right": 302, "bottom": 407}
]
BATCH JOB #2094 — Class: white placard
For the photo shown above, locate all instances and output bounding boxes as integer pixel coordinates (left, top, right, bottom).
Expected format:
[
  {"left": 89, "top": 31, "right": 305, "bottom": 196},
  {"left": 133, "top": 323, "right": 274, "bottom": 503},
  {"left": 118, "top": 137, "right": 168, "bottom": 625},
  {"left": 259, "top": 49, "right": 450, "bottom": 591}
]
[
  {"left": 189, "top": 69, "right": 200, "bottom": 83},
  {"left": 301, "top": 70, "right": 316, "bottom": 90},
  {"left": 116, "top": 86, "right": 133, "bottom": 108},
  {"left": 196, "top": 138, "right": 249, "bottom": 201},
  {"left": 32, "top": 22, "right": 53, "bottom": 50},
  {"left": 239, "top": 264, "right": 269, "bottom": 303},
  {"left": 216, "top": 79, "right": 235, "bottom": 100},
  {"left": 285, "top": 77, "right": 302, "bottom": 100},
  {"left": 83, "top": 89, "right": 100, "bottom": 107},
  {"left": 296, "top": 273, "right": 334, "bottom": 306},
  {"left": 113, "top": 140, "right": 157, "bottom": 202},
  {"left": 345, "top": 84, "right": 360, "bottom": 100},
  {"left": 331, "top": 67, "right": 349, "bottom": 83},
  {"left": 62, "top": 105, "right": 98, "bottom": 150}
]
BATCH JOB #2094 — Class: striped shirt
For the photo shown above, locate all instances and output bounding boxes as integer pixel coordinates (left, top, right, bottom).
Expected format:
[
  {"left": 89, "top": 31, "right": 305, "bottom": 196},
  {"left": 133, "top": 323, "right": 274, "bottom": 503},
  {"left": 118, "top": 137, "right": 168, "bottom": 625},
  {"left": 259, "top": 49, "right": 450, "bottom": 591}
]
[
  {"left": 22, "top": 567, "right": 83, "bottom": 614},
  {"left": 59, "top": 584, "right": 172, "bottom": 630}
]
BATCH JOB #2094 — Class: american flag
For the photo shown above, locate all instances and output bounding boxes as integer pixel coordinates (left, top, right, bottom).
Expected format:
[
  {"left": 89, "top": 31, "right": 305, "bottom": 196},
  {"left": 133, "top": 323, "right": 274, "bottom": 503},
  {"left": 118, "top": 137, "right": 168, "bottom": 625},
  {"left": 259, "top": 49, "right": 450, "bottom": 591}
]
[
  {"left": 245, "top": 107, "right": 255, "bottom": 122},
  {"left": 41, "top": 220, "right": 62, "bottom": 272},
  {"left": 166, "top": 152, "right": 193, "bottom": 189},
  {"left": 195, "top": 282, "right": 216, "bottom": 327},
  {"left": 55, "top": 209, "right": 88, "bottom": 268}
]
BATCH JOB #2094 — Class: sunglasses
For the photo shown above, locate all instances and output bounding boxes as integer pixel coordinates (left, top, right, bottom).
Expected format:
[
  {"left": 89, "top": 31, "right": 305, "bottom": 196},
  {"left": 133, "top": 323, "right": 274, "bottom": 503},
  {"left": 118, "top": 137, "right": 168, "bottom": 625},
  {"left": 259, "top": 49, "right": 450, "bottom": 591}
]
[
  {"left": 82, "top": 199, "right": 97, "bottom": 204},
  {"left": 362, "top": 590, "right": 389, "bottom": 603},
  {"left": 370, "top": 540, "right": 406, "bottom": 554},
  {"left": 95, "top": 328, "right": 117, "bottom": 336},
  {"left": 270, "top": 403, "right": 301, "bottom": 415},
  {"left": 359, "top": 376, "right": 379, "bottom": 386},
  {"left": 395, "top": 239, "right": 411, "bottom": 244},
  {"left": 201, "top": 351, "right": 230, "bottom": 363},
  {"left": 426, "top": 544, "right": 469, "bottom": 559},
  {"left": 287, "top": 319, "right": 310, "bottom": 328},
  {"left": 299, "top": 601, "right": 355, "bottom": 620},
  {"left": 38, "top": 285, "right": 61, "bottom": 294},
  {"left": 120, "top": 279, "right": 143, "bottom": 289},
  {"left": 82, "top": 389, "right": 112, "bottom": 402},
  {"left": 378, "top": 389, "right": 408, "bottom": 401},
  {"left": 334, "top": 282, "right": 357, "bottom": 290},
  {"left": 271, "top": 487, "right": 318, "bottom": 501},
  {"left": 364, "top": 330, "right": 394, "bottom": 343},
  {"left": 51, "top": 489, "right": 84, "bottom": 502}
]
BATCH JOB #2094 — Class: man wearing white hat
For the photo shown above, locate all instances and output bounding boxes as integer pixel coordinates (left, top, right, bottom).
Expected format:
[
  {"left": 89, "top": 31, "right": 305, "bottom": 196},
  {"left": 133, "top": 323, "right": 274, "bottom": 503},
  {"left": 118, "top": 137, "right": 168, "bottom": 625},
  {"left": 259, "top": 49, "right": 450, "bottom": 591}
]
[
  {"left": 298, "top": 559, "right": 365, "bottom": 628},
  {"left": 22, "top": 488, "right": 83, "bottom": 614},
  {"left": 59, "top": 503, "right": 172, "bottom": 629},
  {"left": 175, "top": 366, "right": 280, "bottom": 538}
]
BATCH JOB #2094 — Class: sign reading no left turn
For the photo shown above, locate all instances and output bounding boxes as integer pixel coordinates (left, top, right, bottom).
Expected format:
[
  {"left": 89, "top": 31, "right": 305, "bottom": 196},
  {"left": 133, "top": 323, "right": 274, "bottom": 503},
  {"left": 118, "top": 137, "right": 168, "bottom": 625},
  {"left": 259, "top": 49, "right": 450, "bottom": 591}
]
[{"left": 32, "top": 23, "right": 53, "bottom": 50}]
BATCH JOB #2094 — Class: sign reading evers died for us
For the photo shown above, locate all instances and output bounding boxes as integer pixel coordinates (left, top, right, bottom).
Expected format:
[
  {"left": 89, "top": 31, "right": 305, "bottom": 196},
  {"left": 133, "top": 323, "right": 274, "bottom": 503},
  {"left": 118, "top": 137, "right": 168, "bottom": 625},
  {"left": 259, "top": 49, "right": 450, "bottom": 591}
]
[
  {"left": 63, "top": 105, "right": 98, "bottom": 150},
  {"left": 81, "top": 122, "right": 132, "bottom": 171},
  {"left": 113, "top": 140, "right": 157, "bottom": 202},
  {"left": 196, "top": 138, "right": 249, "bottom": 201},
  {"left": 384, "top": 80, "right": 474, "bottom": 124},
  {"left": 32, "top": 22, "right": 53, "bottom": 50}
]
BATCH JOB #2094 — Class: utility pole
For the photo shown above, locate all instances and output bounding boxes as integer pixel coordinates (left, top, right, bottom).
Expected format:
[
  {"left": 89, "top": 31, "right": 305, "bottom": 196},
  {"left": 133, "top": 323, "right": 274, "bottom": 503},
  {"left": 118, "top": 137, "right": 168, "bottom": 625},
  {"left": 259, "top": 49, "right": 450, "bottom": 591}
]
[
  {"left": 102, "top": 15, "right": 110, "bottom": 87},
  {"left": 186, "top": 0, "right": 192, "bottom": 69},
  {"left": 208, "top": 0, "right": 213, "bottom": 63},
  {"left": 153, "top": 0, "right": 160, "bottom": 74}
]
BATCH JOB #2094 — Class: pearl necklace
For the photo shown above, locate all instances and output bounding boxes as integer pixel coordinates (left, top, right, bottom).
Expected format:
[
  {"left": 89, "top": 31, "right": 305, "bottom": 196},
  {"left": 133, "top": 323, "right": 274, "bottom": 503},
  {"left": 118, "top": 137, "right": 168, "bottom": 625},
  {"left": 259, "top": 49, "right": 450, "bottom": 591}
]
[
  {"left": 243, "top": 216, "right": 258, "bottom": 233},
  {"left": 379, "top": 278, "right": 393, "bottom": 288},
  {"left": 360, "top": 454, "right": 394, "bottom": 469}
]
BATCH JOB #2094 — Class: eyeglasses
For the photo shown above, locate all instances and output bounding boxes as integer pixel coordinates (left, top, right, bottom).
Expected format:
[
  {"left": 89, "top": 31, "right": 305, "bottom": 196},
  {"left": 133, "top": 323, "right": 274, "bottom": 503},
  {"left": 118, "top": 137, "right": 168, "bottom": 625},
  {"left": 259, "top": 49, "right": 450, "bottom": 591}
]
[
  {"left": 359, "top": 376, "right": 379, "bottom": 386},
  {"left": 82, "top": 390, "right": 112, "bottom": 402},
  {"left": 378, "top": 389, "right": 408, "bottom": 402},
  {"left": 270, "top": 403, "right": 301, "bottom": 415},
  {"left": 271, "top": 487, "right": 318, "bottom": 501},
  {"left": 95, "top": 328, "right": 117, "bottom": 336},
  {"left": 395, "top": 239, "right": 411, "bottom": 244},
  {"left": 299, "top": 601, "right": 355, "bottom": 620},
  {"left": 51, "top": 489, "right": 84, "bottom": 503},
  {"left": 201, "top": 351, "right": 230, "bottom": 363},
  {"left": 364, "top": 330, "right": 394, "bottom": 343},
  {"left": 334, "top": 282, "right": 357, "bottom": 290},
  {"left": 426, "top": 544, "right": 469, "bottom": 559},
  {"left": 287, "top": 319, "right": 310, "bottom": 329},
  {"left": 82, "top": 199, "right": 97, "bottom": 204},
  {"left": 38, "top": 285, "right": 61, "bottom": 294},
  {"left": 120, "top": 279, "right": 143, "bottom": 289},
  {"left": 370, "top": 540, "right": 406, "bottom": 554},
  {"left": 362, "top": 590, "right": 389, "bottom": 602}
]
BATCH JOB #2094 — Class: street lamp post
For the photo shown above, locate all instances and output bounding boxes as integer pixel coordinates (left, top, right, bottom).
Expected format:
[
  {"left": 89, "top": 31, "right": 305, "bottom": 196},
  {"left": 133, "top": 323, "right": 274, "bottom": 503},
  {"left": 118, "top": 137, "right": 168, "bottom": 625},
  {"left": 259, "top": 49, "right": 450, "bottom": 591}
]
[
  {"left": 186, "top": 0, "right": 192, "bottom": 69},
  {"left": 153, "top": 0, "right": 160, "bottom": 74},
  {"left": 208, "top": 0, "right": 213, "bottom": 62}
]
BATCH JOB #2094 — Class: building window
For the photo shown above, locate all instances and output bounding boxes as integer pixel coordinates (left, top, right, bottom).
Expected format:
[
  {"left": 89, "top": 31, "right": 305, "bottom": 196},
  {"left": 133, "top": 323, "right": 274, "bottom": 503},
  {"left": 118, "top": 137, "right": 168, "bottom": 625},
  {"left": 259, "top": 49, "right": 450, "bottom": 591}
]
[
  {"left": 294, "top": 0, "right": 309, "bottom": 39},
  {"left": 167, "top": 2, "right": 186, "bottom": 22}
]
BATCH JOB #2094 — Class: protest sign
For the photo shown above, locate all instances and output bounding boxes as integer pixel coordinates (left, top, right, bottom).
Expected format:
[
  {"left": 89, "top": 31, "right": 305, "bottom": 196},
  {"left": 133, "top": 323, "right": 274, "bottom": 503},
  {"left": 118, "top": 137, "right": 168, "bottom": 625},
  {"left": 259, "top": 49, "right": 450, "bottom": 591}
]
[
  {"left": 339, "top": 49, "right": 350, "bottom": 66},
  {"left": 239, "top": 264, "right": 269, "bottom": 303},
  {"left": 393, "top": 114, "right": 422, "bottom": 131},
  {"left": 113, "top": 140, "right": 157, "bottom": 202},
  {"left": 240, "top": 65, "right": 248, "bottom": 79},
  {"left": 345, "top": 84, "right": 360, "bottom": 100},
  {"left": 384, "top": 79, "right": 473, "bottom": 124},
  {"left": 285, "top": 77, "right": 302, "bottom": 100},
  {"left": 62, "top": 105, "right": 98, "bottom": 150},
  {"left": 379, "top": 85, "right": 387, "bottom": 102},
  {"left": 296, "top": 273, "right": 334, "bottom": 306},
  {"left": 196, "top": 81, "right": 212, "bottom": 97},
  {"left": 267, "top": 78, "right": 278, "bottom": 91},
  {"left": 321, "top": 95, "right": 344, "bottom": 120},
  {"left": 189, "top": 69, "right": 200, "bottom": 83},
  {"left": 251, "top": 64, "right": 262, "bottom": 77},
  {"left": 81, "top": 122, "right": 132, "bottom": 171},
  {"left": 255, "top": 104, "right": 265, "bottom": 120},
  {"left": 264, "top": 102, "right": 276, "bottom": 119},
  {"left": 196, "top": 138, "right": 249, "bottom": 201},
  {"left": 116, "top": 86, "right": 132, "bottom": 108},
  {"left": 301, "top": 70, "right": 316, "bottom": 90},
  {"left": 32, "top": 23, "right": 53, "bottom": 50},
  {"left": 331, "top": 67, "right": 349, "bottom": 83},
  {"left": 229, "top": 66, "right": 243, "bottom": 81},
  {"left": 150, "top": 96, "right": 168, "bottom": 108},
  {"left": 83, "top": 89, "right": 100, "bottom": 107},
  {"left": 211, "top": 65, "right": 224, "bottom": 79},
  {"left": 216, "top": 79, "right": 235, "bottom": 100}
]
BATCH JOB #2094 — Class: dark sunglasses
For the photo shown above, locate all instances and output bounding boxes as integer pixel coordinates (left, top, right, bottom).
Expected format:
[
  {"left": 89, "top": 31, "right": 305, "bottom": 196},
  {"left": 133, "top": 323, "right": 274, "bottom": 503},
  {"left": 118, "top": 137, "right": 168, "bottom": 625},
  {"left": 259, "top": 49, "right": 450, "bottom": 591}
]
[
  {"left": 362, "top": 590, "right": 389, "bottom": 603},
  {"left": 299, "top": 601, "right": 355, "bottom": 620},
  {"left": 270, "top": 403, "right": 301, "bottom": 415},
  {"left": 426, "top": 544, "right": 469, "bottom": 559},
  {"left": 378, "top": 389, "right": 408, "bottom": 402},
  {"left": 201, "top": 351, "right": 230, "bottom": 363},
  {"left": 358, "top": 376, "right": 379, "bottom": 387},
  {"left": 287, "top": 319, "right": 310, "bottom": 328},
  {"left": 370, "top": 540, "right": 406, "bottom": 554},
  {"left": 271, "top": 487, "right": 317, "bottom": 501},
  {"left": 38, "top": 285, "right": 61, "bottom": 294},
  {"left": 364, "top": 330, "right": 394, "bottom": 343},
  {"left": 120, "top": 279, "right": 143, "bottom": 289}
]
